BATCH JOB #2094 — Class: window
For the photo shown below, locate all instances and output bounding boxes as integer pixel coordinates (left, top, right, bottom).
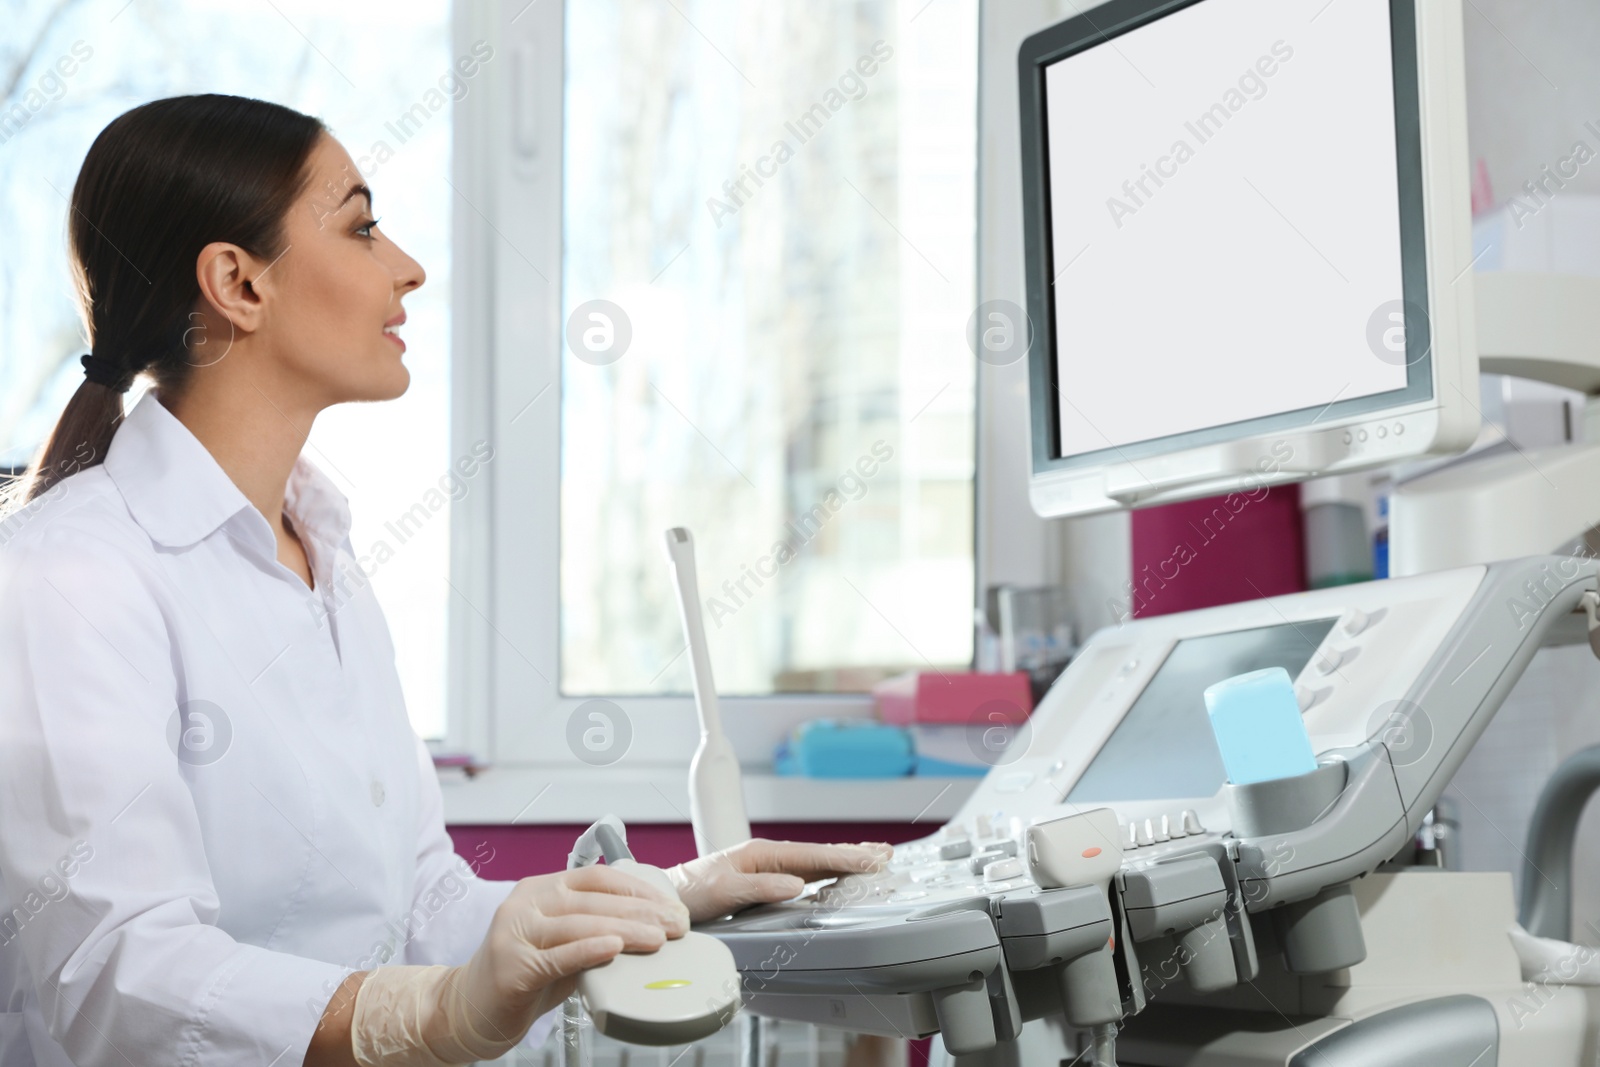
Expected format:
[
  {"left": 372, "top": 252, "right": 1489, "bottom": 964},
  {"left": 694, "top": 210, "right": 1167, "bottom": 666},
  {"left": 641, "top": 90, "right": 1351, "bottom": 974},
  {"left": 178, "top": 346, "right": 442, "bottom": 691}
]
[
  {"left": 559, "top": 0, "right": 980, "bottom": 697},
  {"left": 0, "top": 0, "right": 458, "bottom": 738}
]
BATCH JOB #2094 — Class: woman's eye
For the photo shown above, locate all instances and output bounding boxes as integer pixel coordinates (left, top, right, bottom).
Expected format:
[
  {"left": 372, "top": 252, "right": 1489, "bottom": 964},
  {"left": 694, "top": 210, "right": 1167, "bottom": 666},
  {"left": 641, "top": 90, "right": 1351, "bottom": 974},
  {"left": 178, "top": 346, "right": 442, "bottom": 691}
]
[{"left": 355, "top": 216, "right": 381, "bottom": 239}]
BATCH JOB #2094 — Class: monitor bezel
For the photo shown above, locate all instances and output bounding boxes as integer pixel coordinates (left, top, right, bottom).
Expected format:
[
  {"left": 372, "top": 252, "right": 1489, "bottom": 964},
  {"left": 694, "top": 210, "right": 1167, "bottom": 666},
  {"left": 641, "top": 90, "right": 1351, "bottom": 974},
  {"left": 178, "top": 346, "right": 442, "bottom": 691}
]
[{"left": 1018, "top": 0, "right": 1433, "bottom": 477}]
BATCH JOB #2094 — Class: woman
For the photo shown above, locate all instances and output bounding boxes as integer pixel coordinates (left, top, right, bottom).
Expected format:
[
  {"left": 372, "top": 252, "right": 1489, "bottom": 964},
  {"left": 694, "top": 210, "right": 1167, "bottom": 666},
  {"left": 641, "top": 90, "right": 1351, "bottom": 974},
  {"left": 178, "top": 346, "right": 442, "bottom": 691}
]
[{"left": 0, "top": 94, "right": 889, "bottom": 1067}]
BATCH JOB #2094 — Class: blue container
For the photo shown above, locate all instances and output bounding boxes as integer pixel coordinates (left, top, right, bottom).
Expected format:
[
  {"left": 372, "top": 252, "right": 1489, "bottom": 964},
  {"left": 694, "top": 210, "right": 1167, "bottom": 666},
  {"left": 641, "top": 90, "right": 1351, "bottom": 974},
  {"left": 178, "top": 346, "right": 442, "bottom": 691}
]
[
  {"left": 774, "top": 720, "right": 915, "bottom": 779},
  {"left": 1203, "top": 667, "right": 1318, "bottom": 785}
]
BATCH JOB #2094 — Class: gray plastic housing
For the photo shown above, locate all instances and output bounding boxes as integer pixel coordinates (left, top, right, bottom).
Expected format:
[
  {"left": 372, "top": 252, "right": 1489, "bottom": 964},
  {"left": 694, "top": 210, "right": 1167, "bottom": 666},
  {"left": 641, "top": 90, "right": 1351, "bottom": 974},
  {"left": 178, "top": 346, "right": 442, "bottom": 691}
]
[
  {"left": 993, "top": 884, "right": 1112, "bottom": 971},
  {"left": 1273, "top": 883, "right": 1366, "bottom": 975},
  {"left": 1287, "top": 994, "right": 1498, "bottom": 1066},
  {"left": 1123, "top": 855, "right": 1229, "bottom": 941},
  {"left": 1519, "top": 742, "right": 1600, "bottom": 940},
  {"left": 711, "top": 882, "right": 1121, "bottom": 1049},
  {"left": 1123, "top": 854, "right": 1237, "bottom": 993},
  {"left": 1230, "top": 556, "right": 1598, "bottom": 913},
  {"left": 993, "top": 885, "right": 1121, "bottom": 1028},
  {"left": 1225, "top": 759, "right": 1348, "bottom": 839},
  {"left": 711, "top": 904, "right": 999, "bottom": 994},
  {"left": 1110, "top": 557, "right": 1598, "bottom": 985}
]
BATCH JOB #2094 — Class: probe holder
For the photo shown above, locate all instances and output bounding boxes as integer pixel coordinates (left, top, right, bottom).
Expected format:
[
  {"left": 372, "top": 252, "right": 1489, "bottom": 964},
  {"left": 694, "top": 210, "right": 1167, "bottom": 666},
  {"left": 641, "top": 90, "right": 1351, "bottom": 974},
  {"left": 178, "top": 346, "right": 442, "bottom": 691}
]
[{"left": 1222, "top": 757, "right": 1367, "bottom": 975}]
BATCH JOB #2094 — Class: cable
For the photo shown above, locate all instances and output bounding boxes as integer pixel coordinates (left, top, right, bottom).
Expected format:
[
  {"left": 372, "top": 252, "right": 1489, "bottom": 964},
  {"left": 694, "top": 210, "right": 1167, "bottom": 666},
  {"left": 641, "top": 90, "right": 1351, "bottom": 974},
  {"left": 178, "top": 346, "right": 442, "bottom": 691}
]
[
  {"left": 568, "top": 814, "right": 631, "bottom": 870},
  {"left": 594, "top": 821, "right": 632, "bottom": 865},
  {"left": 561, "top": 816, "right": 633, "bottom": 1067},
  {"left": 1091, "top": 1023, "right": 1119, "bottom": 1067}
]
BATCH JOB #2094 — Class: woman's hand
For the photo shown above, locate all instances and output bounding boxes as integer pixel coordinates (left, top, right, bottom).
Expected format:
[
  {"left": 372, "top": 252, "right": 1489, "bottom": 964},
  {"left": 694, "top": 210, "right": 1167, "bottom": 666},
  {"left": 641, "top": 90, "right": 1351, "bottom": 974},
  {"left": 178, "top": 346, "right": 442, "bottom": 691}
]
[
  {"left": 461, "top": 866, "right": 692, "bottom": 1021},
  {"left": 665, "top": 839, "right": 894, "bottom": 923},
  {"left": 350, "top": 864, "right": 691, "bottom": 1065}
]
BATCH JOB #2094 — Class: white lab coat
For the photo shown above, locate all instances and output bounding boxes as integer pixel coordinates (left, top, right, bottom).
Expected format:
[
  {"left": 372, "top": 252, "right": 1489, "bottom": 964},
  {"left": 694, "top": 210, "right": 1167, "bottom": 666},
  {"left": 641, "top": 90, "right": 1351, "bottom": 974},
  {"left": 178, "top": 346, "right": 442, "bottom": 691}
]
[{"left": 0, "top": 392, "right": 550, "bottom": 1065}]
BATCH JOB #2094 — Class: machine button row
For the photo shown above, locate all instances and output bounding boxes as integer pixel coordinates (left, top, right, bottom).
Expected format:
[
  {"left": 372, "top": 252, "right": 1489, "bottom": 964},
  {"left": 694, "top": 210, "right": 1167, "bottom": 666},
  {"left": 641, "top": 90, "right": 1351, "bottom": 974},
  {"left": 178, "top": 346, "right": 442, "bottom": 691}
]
[
  {"left": 1295, "top": 608, "right": 1384, "bottom": 711},
  {"left": 967, "top": 839, "right": 1019, "bottom": 874},
  {"left": 982, "top": 857, "right": 1024, "bottom": 882},
  {"left": 1314, "top": 645, "right": 1363, "bottom": 675},
  {"left": 939, "top": 839, "right": 973, "bottom": 860},
  {"left": 1296, "top": 684, "right": 1332, "bottom": 712},
  {"left": 1343, "top": 423, "right": 1405, "bottom": 444},
  {"left": 1124, "top": 811, "right": 1203, "bottom": 849}
]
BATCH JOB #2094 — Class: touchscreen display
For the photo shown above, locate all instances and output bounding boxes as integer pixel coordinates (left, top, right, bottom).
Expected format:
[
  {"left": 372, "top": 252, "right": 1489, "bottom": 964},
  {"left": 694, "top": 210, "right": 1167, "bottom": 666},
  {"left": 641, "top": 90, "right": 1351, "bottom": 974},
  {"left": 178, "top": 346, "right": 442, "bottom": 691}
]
[{"left": 1066, "top": 617, "right": 1338, "bottom": 802}]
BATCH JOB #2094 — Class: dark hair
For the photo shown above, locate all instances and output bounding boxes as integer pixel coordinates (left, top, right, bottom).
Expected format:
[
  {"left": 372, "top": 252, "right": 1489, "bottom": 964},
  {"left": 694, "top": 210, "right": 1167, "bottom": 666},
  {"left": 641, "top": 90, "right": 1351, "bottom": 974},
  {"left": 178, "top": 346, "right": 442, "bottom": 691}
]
[{"left": 0, "top": 94, "right": 325, "bottom": 514}]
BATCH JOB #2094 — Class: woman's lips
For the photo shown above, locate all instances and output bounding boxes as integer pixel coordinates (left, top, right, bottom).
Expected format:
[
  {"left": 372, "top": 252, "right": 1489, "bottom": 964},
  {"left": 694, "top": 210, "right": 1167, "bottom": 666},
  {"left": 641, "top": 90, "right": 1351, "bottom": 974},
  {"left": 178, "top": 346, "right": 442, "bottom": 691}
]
[{"left": 383, "top": 314, "right": 406, "bottom": 352}]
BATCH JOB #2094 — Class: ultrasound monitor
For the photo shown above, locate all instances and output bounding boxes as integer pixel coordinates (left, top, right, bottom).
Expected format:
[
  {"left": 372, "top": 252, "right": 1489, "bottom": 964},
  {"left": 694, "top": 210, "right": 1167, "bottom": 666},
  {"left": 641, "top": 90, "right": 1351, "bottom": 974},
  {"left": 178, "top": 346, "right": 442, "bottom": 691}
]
[{"left": 1016, "top": 0, "right": 1480, "bottom": 518}]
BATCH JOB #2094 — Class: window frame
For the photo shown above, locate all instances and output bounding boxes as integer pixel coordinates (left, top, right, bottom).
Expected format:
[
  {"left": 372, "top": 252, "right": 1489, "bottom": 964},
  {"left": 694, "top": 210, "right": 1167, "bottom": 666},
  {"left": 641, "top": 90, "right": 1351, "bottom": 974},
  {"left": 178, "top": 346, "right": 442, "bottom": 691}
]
[{"left": 445, "top": 0, "right": 1058, "bottom": 777}]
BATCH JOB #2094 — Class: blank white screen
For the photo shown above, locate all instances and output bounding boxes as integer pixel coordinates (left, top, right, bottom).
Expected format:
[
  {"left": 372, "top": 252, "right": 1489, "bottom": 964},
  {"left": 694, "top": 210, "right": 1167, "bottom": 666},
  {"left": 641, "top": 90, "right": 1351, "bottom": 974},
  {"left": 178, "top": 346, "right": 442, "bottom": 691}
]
[{"left": 1046, "top": 0, "right": 1410, "bottom": 459}]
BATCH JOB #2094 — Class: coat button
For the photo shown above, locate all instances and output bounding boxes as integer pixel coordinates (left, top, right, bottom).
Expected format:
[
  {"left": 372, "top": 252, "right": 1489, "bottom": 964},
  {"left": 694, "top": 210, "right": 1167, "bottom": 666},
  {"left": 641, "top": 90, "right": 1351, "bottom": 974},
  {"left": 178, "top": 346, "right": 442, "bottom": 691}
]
[{"left": 370, "top": 780, "right": 386, "bottom": 807}]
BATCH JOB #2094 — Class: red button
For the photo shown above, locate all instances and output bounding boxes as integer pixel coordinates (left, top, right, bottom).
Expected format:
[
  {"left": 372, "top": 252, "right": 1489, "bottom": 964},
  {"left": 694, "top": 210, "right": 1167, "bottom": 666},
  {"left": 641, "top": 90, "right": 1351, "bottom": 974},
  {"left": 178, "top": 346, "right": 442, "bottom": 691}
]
[{"left": 1082, "top": 847, "right": 1102, "bottom": 858}]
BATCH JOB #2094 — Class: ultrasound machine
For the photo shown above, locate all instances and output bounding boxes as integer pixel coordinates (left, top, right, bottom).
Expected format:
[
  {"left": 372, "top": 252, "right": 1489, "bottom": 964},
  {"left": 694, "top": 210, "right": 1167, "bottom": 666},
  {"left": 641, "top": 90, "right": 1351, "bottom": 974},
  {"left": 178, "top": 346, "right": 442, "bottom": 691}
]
[
  {"left": 694, "top": 0, "right": 1600, "bottom": 1063},
  {"left": 713, "top": 558, "right": 1600, "bottom": 1065}
]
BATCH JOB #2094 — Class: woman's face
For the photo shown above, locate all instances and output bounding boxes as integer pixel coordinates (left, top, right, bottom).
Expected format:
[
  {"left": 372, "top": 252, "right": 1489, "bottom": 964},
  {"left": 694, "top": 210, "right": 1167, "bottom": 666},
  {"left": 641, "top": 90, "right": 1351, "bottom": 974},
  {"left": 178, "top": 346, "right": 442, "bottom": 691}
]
[{"left": 259, "top": 133, "right": 424, "bottom": 405}]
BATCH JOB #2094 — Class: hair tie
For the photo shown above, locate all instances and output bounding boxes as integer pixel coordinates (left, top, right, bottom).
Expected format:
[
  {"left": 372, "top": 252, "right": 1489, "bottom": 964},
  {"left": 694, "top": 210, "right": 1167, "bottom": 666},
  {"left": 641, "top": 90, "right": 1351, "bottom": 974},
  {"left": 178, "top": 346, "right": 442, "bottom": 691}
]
[{"left": 80, "top": 353, "right": 127, "bottom": 392}]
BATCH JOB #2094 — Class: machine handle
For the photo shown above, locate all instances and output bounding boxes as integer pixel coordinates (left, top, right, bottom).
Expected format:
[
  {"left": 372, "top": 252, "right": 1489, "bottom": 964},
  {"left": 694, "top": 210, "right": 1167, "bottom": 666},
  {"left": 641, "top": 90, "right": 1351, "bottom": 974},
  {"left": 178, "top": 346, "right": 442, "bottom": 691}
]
[{"left": 1519, "top": 743, "right": 1600, "bottom": 940}]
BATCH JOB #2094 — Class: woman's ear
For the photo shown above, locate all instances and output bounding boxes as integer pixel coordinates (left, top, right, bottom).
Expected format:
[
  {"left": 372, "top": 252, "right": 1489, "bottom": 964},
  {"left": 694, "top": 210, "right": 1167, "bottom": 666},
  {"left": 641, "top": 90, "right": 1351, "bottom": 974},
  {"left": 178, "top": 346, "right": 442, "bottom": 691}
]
[{"left": 194, "top": 241, "right": 268, "bottom": 335}]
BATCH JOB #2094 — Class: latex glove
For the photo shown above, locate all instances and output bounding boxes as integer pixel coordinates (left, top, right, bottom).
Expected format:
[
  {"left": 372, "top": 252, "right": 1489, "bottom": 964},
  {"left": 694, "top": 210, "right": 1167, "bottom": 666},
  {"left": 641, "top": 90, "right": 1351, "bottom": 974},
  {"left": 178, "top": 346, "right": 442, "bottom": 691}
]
[
  {"left": 351, "top": 865, "right": 691, "bottom": 1065},
  {"left": 666, "top": 839, "right": 893, "bottom": 923}
]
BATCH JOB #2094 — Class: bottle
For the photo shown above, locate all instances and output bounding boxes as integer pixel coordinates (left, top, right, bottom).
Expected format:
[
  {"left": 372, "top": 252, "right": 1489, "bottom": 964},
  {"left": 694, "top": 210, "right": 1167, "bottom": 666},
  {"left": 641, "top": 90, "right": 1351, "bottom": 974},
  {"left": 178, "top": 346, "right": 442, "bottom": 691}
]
[
  {"left": 1301, "top": 474, "right": 1374, "bottom": 588},
  {"left": 1373, "top": 493, "right": 1389, "bottom": 580}
]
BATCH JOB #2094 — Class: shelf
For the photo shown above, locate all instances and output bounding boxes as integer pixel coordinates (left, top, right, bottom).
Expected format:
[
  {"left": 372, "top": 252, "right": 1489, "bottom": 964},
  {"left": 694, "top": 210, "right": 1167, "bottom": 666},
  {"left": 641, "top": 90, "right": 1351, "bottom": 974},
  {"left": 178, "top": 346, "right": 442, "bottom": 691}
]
[{"left": 439, "top": 764, "right": 979, "bottom": 826}]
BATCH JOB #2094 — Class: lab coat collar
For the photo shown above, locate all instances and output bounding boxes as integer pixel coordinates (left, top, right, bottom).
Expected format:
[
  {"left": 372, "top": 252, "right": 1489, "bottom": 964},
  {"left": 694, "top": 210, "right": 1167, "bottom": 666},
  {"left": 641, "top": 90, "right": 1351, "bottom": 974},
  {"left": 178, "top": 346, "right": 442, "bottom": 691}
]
[{"left": 104, "top": 390, "right": 352, "bottom": 555}]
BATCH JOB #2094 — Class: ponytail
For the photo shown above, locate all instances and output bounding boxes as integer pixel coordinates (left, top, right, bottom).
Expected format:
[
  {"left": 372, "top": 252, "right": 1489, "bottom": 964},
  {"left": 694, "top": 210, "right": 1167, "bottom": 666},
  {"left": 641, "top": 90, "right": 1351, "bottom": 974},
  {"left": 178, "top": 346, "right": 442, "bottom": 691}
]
[{"left": 0, "top": 378, "right": 124, "bottom": 511}]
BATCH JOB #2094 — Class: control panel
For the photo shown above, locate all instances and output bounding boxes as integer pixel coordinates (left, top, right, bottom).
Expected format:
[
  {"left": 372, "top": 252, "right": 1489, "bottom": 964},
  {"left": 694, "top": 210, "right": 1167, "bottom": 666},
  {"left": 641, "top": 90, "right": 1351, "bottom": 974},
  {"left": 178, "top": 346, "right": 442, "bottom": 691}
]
[{"left": 707, "top": 557, "right": 1600, "bottom": 1059}]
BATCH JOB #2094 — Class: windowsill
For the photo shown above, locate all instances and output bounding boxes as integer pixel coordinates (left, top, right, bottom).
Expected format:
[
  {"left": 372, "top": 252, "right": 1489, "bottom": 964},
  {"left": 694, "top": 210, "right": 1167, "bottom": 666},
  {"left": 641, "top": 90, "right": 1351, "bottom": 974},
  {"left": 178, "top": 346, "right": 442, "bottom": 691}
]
[{"left": 438, "top": 764, "right": 979, "bottom": 825}]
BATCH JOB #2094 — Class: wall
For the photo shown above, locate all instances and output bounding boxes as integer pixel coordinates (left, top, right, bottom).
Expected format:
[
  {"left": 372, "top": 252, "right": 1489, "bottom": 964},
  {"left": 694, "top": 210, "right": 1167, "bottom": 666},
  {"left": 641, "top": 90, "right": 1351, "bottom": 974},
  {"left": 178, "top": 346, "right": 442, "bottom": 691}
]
[
  {"left": 1464, "top": 0, "right": 1600, "bottom": 211},
  {"left": 1450, "top": 0, "right": 1600, "bottom": 940}
]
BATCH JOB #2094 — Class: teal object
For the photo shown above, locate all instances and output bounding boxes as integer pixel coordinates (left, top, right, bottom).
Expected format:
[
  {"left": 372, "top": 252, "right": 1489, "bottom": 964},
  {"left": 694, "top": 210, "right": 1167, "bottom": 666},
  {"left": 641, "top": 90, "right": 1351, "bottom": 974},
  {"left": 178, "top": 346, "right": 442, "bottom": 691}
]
[
  {"left": 912, "top": 756, "right": 989, "bottom": 778},
  {"left": 774, "top": 720, "right": 914, "bottom": 778},
  {"left": 1203, "top": 667, "right": 1318, "bottom": 785}
]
